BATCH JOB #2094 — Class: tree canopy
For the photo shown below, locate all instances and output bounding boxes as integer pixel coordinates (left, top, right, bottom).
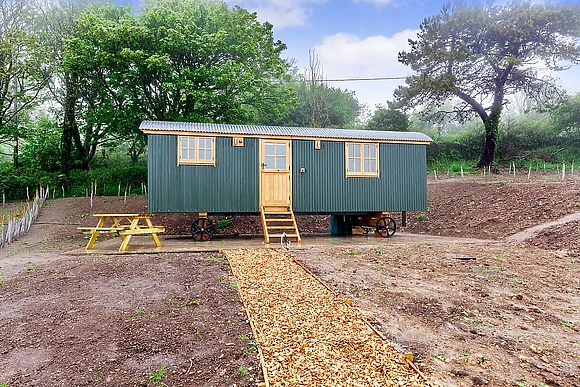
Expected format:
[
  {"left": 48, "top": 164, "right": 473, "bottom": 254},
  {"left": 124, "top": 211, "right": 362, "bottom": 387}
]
[
  {"left": 366, "top": 105, "right": 409, "bottom": 131},
  {"left": 394, "top": 1, "right": 580, "bottom": 167}
]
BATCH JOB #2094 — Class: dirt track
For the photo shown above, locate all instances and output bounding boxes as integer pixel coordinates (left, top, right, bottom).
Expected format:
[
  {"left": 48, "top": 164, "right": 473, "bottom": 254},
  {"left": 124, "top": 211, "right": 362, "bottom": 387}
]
[{"left": 0, "top": 176, "right": 579, "bottom": 386}]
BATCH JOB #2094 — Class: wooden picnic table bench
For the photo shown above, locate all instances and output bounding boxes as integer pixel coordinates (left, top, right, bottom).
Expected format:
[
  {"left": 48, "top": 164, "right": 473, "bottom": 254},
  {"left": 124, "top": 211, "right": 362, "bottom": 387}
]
[{"left": 77, "top": 213, "right": 165, "bottom": 252}]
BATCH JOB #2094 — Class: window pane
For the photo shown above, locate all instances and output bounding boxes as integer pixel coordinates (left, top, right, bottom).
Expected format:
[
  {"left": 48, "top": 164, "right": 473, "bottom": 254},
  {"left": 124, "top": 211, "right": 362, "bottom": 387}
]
[
  {"left": 189, "top": 150, "right": 195, "bottom": 159},
  {"left": 364, "top": 159, "right": 370, "bottom": 172},
  {"left": 370, "top": 162, "right": 376, "bottom": 173},
  {"left": 182, "top": 150, "right": 188, "bottom": 160},
  {"left": 354, "top": 144, "right": 360, "bottom": 157},
  {"left": 264, "top": 156, "right": 275, "bottom": 169},
  {"left": 364, "top": 144, "right": 369, "bottom": 157},
  {"left": 205, "top": 150, "right": 212, "bottom": 160},
  {"left": 276, "top": 144, "right": 286, "bottom": 156},
  {"left": 265, "top": 143, "right": 275, "bottom": 156},
  {"left": 369, "top": 145, "right": 376, "bottom": 158},
  {"left": 275, "top": 156, "right": 286, "bottom": 169},
  {"left": 189, "top": 138, "right": 196, "bottom": 148},
  {"left": 199, "top": 138, "right": 205, "bottom": 148},
  {"left": 349, "top": 159, "right": 355, "bottom": 172},
  {"left": 348, "top": 144, "right": 354, "bottom": 157},
  {"left": 355, "top": 160, "right": 361, "bottom": 172},
  {"left": 181, "top": 138, "right": 188, "bottom": 149}
]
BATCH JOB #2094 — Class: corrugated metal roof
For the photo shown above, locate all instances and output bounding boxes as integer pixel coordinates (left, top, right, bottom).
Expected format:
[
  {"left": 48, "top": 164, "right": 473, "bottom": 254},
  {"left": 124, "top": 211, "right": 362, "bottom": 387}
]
[{"left": 139, "top": 121, "right": 432, "bottom": 143}]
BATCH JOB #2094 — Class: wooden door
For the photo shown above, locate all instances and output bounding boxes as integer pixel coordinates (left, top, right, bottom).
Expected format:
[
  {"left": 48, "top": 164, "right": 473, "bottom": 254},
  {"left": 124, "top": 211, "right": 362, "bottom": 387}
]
[{"left": 260, "top": 140, "right": 291, "bottom": 207}]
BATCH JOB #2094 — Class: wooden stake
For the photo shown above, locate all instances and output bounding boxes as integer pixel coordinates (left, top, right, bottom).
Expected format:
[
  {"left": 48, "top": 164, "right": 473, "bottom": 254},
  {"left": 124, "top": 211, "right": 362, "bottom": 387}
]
[
  {"left": 62, "top": 186, "right": 65, "bottom": 198},
  {"left": 434, "top": 170, "right": 437, "bottom": 181},
  {"left": 528, "top": 166, "right": 531, "bottom": 180},
  {"left": 562, "top": 161, "right": 566, "bottom": 180},
  {"left": 118, "top": 183, "right": 121, "bottom": 197},
  {"left": 26, "top": 187, "right": 29, "bottom": 202},
  {"left": 460, "top": 166, "right": 464, "bottom": 178}
]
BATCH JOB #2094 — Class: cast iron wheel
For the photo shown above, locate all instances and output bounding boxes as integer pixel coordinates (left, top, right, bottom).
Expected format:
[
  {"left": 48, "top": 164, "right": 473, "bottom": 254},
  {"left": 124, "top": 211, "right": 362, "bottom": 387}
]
[
  {"left": 376, "top": 216, "right": 396, "bottom": 238},
  {"left": 191, "top": 218, "right": 214, "bottom": 241}
]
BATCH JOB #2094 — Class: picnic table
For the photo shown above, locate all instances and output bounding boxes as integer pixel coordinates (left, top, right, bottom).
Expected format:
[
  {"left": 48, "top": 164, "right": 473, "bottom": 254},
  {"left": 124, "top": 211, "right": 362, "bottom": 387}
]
[{"left": 78, "top": 213, "right": 165, "bottom": 252}]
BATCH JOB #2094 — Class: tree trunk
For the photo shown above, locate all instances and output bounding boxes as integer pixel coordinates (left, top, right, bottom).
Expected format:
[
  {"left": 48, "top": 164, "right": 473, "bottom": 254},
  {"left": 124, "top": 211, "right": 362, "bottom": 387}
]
[
  {"left": 61, "top": 75, "right": 77, "bottom": 175},
  {"left": 477, "top": 115, "right": 499, "bottom": 168},
  {"left": 13, "top": 135, "right": 19, "bottom": 169}
]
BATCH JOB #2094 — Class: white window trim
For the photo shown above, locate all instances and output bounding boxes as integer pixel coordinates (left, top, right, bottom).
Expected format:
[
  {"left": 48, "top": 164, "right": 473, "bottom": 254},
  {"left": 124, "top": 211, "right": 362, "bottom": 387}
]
[
  {"left": 345, "top": 142, "right": 379, "bottom": 178},
  {"left": 178, "top": 136, "right": 216, "bottom": 166}
]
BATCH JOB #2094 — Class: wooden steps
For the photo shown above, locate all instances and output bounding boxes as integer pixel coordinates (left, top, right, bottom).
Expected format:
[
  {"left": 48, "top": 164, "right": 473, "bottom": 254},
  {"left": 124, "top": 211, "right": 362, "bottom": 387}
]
[{"left": 260, "top": 206, "right": 301, "bottom": 244}]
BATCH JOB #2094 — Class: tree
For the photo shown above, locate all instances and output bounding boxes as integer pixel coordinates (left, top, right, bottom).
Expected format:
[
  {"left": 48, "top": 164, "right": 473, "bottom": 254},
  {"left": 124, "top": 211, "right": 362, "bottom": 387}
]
[
  {"left": 0, "top": 0, "right": 50, "bottom": 168},
  {"left": 550, "top": 93, "right": 580, "bottom": 138},
  {"left": 366, "top": 105, "right": 409, "bottom": 131},
  {"left": 394, "top": 1, "right": 580, "bottom": 167},
  {"left": 265, "top": 50, "right": 362, "bottom": 128},
  {"left": 114, "top": 0, "right": 295, "bottom": 124}
]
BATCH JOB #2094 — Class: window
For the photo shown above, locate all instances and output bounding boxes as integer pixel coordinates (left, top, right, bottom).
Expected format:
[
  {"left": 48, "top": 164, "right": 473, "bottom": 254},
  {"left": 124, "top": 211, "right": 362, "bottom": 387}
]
[
  {"left": 346, "top": 142, "right": 379, "bottom": 177},
  {"left": 263, "top": 141, "right": 287, "bottom": 170},
  {"left": 178, "top": 136, "right": 215, "bottom": 165}
]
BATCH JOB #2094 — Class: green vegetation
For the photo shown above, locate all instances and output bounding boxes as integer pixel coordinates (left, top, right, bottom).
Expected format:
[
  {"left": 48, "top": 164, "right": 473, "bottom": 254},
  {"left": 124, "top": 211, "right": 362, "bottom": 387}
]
[
  {"left": 216, "top": 219, "right": 230, "bottom": 229},
  {"left": 395, "top": 2, "right": 580, "bottom": 167},
  {"left": 238, "top": 366, "right": 249, "bottom": 376},
  {"left": 0, "top": 0, "right": 578, "bottom": 201},
  {"left": 148, "top": 365, "right": 166, "bottom": 384}
]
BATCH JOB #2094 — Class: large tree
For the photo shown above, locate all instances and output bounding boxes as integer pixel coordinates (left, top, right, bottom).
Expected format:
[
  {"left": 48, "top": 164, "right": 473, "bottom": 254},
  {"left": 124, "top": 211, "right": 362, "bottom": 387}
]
[
  {"left": 394, "top": 1, "right": 580, "bottom": 167},
  {"left": 0, "top": 0, "right": 50, "bottom": 167}
]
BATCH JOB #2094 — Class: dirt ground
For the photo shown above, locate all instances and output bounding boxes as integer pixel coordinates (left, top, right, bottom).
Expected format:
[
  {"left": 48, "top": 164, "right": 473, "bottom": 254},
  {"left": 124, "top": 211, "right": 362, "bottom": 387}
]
[{"left": 1, "top": 173, "right": 579, "bottom": 386}]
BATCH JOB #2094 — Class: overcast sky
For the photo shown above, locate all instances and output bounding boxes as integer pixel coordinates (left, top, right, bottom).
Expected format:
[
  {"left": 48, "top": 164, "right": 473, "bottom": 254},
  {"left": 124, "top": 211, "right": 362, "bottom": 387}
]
[{"left": 120, "top": 0, "right": 580, "bottom": 112}]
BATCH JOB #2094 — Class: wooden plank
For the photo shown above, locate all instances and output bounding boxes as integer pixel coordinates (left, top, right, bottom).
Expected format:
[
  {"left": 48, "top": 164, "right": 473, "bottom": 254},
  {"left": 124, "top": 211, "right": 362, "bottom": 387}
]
[{"left": 118, "top": 227, "right": 165, "bottom": 236}]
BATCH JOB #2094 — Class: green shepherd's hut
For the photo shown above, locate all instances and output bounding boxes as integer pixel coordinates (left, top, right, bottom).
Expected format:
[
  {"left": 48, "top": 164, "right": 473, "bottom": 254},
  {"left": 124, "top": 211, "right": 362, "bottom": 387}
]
[{"left": 140, "top": 121, "right": 432, "bottom": 243}]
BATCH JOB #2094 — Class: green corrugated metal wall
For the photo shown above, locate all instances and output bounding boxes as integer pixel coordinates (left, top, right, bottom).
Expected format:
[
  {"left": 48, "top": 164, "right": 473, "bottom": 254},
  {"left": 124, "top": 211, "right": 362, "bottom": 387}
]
[
  {"left": 147, "top": 135, "right": 259, "bottom": 213},
  {"left": 147, "top": 135, "right": 427, "bottom": 214},
  {"left": 292, "top": 140, "right": 427, "bottom": 213}
]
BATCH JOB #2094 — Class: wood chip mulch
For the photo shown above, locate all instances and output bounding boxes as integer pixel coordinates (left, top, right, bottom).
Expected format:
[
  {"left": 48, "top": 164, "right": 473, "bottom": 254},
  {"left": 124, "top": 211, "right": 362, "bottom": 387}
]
[{"left": 224, "top": 248, "right": 438, "bottom": 387}]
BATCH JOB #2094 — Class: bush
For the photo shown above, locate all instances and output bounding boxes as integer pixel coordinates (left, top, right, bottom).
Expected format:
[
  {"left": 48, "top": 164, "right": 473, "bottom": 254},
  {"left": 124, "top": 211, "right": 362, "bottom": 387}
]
[{"left": 0, "top": 164, "right": 147, "bottom": 201}]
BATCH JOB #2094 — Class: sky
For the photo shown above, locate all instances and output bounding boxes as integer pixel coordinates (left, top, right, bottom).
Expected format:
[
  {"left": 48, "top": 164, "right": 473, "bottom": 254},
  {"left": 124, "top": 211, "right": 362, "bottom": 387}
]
[{"left": 119, "top": 0, "right": 580, "bottom": 114}]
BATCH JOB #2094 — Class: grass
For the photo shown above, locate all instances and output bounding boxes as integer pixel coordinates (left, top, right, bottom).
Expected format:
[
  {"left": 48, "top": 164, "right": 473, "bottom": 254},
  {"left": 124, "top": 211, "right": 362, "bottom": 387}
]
[
  {"left": 185, "top": 299, "right": 199, "bottom": 307},
  {"left": 238, "top": 366, "right": 248, "bottom": 376},
  {"left": 148, "top": 365, "right": 166, "bottom": 384},
  {"left": 217, "top": 219, "right": 230, "bottom": 229},
  {"left": 415, "top": 213, "right": 427, "bottom": 221},
  {"left": 229, "top": 283, "right": 239, "bottom": 290},
  {"left": 240, "top": 334, "right": 248, "bottom": 341},
  {"left": 0, "top": 273, "right": 4, "bottom": 286},
  {"left": 207, "top": 256, "right": 223, "bottom": 263},
  {"left": 561, "top": 319, "right": 574, "bottom": 329}
]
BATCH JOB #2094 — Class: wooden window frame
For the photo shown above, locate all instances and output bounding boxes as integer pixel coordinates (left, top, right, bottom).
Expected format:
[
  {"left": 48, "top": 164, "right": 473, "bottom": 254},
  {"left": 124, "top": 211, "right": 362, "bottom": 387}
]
[
  {"left": 178, "top": 136, "right": 215, "bottom": 166},
  {"left": 345, "top": 142, "right": 379, "bottom": 178}
]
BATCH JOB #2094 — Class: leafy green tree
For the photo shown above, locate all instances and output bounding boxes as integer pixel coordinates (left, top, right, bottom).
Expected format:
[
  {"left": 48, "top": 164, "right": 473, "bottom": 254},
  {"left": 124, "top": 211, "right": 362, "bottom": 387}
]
[
  {"left": 366, "top": 105, "right": 409, "bottom": 131},
  {"left": 0, "top": 0, "right": 50, "bottom": 167},
  {"left": 394, "top": 1, "right": 580, "bottom": 167},
  {"left": 550, "top": 93, "right": 580, "bottom": 137},
  {"left": 113, "top": 0, "right": 294, "bottom": 124}
]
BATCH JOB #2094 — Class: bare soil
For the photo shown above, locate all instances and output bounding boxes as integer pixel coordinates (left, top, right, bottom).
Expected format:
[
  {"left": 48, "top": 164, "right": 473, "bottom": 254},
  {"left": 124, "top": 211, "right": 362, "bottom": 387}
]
[{"left": 1, "top": 174, "right": 579, "bottom": 386}]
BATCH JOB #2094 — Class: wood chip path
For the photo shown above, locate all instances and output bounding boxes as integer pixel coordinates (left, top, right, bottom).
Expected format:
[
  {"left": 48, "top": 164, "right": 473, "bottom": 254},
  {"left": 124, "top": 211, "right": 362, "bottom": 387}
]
[{"left": 224, "top": 249, "right": 437, "bottom": 387}]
